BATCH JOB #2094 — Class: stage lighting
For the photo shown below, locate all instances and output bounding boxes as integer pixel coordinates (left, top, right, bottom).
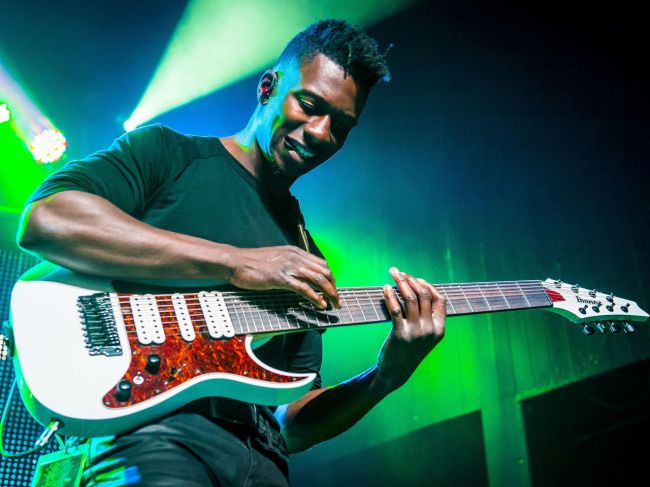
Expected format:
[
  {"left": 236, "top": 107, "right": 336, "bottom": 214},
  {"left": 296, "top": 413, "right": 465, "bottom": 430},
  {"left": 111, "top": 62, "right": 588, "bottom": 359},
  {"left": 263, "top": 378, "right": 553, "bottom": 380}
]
[
  {"left": 123, "top": 118, "right": 137, "bottom": 132},
  {"left": 0, "top": 103, "right": 10, "bottom": 124},
  {"left": 29, "top": 129, "right": 67, "bottom": 163},
  {"left": 125, "top": 0, "right": 417, "bottom": 129}
]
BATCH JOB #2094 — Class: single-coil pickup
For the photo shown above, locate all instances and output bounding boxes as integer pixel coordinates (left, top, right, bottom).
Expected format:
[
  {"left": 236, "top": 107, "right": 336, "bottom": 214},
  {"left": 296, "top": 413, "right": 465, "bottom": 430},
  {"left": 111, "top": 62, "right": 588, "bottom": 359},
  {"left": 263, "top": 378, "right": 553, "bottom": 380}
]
[
  {"left": 130, "top": 294, "right": 165, "bottom": 345},
  {"left": 171, "top": 293, "right": 196, "bottom": 342},
  {"left": 198, "top": 291, "right": 235, "bottom": 339}
]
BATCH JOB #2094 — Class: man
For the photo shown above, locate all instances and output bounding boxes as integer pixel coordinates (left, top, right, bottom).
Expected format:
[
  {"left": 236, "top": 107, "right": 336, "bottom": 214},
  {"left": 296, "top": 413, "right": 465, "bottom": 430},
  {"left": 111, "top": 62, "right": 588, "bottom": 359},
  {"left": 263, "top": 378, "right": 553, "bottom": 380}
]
[{"left": 18, "top": 19, "right": 446, "bottom": 486}]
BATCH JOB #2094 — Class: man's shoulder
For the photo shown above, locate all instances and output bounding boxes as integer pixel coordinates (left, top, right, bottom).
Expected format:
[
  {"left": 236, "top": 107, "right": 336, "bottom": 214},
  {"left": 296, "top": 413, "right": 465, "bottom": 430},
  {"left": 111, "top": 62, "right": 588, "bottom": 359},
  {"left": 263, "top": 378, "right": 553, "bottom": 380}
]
[
  {"left": 124, "top": 124, "right": 223, "bottom": 159},
  {"left": 126, "top": 124, "right": 217, "bottom": 144}
]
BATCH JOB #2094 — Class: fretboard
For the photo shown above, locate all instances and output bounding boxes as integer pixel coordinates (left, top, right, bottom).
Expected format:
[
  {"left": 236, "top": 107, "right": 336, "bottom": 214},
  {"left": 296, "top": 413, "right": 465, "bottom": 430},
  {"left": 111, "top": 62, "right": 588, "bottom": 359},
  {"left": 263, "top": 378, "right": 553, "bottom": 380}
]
[{"left": 212, "top": 280, "right": 551, "bottom": 335}]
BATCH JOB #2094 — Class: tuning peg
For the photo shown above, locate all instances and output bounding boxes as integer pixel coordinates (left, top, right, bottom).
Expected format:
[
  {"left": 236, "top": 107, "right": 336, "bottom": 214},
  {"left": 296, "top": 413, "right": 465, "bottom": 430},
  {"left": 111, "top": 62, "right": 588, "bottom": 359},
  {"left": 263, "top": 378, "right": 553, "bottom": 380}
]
[
  {"left": 582, "top": 324, "right": 595, "bottom": 335},
  {"left": 622, "top": 321, "right": 635, "bottom": 333},
  {"left": 554, "top": 279, "right": 563, "bottom": 288},
  {"left": 608, "top": 321, "right": 621, "bottom": 333},
  {"left": 595, "top": 322, "right": 607, "bottom": 334},
  {"left": 571, "top": 284, "right": 580, "bottom": 293},
  {"left": 589, "top": 289, "right": 597, "bottom": 297},
  {"left": 621, "top": 303, "right": 630, "bottom": 313},
  {"left": 606, "top": 293, "right": 614, "bottom": 303}
]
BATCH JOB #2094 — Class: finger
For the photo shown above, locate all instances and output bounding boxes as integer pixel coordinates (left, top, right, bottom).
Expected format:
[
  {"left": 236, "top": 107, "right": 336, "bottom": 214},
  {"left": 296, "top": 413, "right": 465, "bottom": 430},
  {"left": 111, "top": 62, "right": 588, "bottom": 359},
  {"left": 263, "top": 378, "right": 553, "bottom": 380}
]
[
  {"left": 390, "top": 267, "right": 419, "bottom": 321},
  {"left": 283, "top": 275, "right": 328, "bottom": 309},
  {"left": 297, "top": 268, "right": 341, "bottom": 308},
  {"left": 417, "top": 278, "right": 447, "bottom": 337},
  {"left": 383, "top": 284, "right": 404, "bottom": 328},
  {"left": 417, "top": 278, "right": 447, "bottom": 317},
  {"left": 294, "top": 258, "right": 340, "bottom": 307},
  {"left": 407, "top": 276, "right": 432, "bottom": 321}
]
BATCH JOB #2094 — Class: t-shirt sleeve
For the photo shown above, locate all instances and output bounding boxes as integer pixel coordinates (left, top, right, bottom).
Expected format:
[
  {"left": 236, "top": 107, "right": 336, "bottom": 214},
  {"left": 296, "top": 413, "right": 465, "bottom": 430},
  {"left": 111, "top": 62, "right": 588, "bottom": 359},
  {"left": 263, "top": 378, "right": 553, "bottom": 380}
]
[{"left": 26, "top": 124, "right": 172, "bottom": 217}]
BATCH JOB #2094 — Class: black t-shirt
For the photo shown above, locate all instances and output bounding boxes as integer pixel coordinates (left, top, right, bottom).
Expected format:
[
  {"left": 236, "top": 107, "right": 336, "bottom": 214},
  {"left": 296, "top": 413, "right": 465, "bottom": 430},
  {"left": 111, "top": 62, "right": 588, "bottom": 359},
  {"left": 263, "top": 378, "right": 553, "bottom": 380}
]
[{"left": 27, "top": 123, "right": 324, "bottom": 397}]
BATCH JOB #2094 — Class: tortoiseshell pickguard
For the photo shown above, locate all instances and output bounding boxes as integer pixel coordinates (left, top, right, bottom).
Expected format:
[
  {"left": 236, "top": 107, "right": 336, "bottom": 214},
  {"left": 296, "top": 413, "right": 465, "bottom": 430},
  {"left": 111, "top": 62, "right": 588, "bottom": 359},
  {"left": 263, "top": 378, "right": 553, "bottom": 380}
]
[{"left": 102, "top": 293, "right": 298, "bottom": 409}]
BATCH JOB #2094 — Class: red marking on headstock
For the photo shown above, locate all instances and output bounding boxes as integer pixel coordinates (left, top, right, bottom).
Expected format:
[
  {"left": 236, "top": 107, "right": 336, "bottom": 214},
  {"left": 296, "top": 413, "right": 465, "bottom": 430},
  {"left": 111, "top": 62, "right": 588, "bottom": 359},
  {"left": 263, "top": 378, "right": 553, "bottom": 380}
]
[{"left": 544, "top": 289, "right": 566, "bottom": 302}]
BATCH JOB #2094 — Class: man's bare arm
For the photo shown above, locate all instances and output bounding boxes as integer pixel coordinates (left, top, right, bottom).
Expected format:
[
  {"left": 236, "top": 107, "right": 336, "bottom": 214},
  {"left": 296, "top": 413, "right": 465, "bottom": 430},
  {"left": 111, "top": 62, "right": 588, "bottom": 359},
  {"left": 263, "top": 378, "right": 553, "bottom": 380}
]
[{"left": 18, "top": 190, "right": 340, "bottom": 308}]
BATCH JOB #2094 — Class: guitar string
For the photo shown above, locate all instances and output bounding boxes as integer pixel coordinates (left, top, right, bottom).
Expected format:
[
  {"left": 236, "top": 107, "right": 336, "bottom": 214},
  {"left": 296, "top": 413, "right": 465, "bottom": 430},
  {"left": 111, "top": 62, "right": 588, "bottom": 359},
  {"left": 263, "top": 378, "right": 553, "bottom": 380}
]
[
  {"left": 106, "top": 283, "right": 566, "bottom": 333},
  {"left": 108, "top": 282, "right": 552, "bottom": 307},
  {"left": 111, "top": 296, "right": 555, "bottom": 339},
  {"left": 85, "top": 283, "right": 623, "bottom": 341},
  {"left": 108, "top": 293, "right": 622, "bottom": 342}
]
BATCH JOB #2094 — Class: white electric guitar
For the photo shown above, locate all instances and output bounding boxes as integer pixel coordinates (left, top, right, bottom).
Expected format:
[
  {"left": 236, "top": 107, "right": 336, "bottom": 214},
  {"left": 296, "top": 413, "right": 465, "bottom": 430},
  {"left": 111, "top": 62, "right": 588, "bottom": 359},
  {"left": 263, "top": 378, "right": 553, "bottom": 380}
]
[{"left": 6, "top": 261, "right": 648, "bottom": 438}]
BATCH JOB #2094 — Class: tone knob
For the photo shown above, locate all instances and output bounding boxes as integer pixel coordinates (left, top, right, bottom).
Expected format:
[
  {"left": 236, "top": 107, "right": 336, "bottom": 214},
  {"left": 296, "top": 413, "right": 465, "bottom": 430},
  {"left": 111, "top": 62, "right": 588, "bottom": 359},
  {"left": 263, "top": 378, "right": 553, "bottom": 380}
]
[
  {"left": 146, "top": 354, "right": 161, "bottom": 374},
  {"left": 115, "top": 380, "right": 132, "bottom": 402}
]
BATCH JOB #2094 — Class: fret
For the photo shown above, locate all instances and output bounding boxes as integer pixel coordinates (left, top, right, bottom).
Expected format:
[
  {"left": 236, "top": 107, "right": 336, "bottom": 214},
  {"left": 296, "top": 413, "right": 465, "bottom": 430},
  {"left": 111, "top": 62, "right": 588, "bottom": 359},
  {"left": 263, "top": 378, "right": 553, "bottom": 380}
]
[
  {"left": 441, "top": 285, "right": 473, "bottom": 314},
  {"left": 481, "top": 283, "right": 509, "bottom": 310},
  {"left": 516, "top": 282, "right": 532, "bottom": 308},
  {"left": 354, "top": 292, "right": 367, "bottom": 323},
  {"left": 501, "top": 284, "right": 529, "bottom": 309},
  {"left": 367, "top": 289, "right": 380, "bottom": 320},
  {"left": 465, "top": 284, "right": 490, "bottom": 312},
  {"left": 497, "top": 284, "right": 511, "bottom": 309},
  {"left": 439, "top": 288, "right": 457, "bottom": 315},
  {"left": 253, "top": 301, "right": 266, "bottom": 333}
]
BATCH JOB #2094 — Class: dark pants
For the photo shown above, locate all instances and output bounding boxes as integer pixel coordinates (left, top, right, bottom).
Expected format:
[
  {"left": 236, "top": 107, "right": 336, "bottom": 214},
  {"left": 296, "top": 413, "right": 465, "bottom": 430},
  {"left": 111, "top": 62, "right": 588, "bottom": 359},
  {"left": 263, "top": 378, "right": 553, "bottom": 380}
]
[{"left": 81, "top": 412, "right": 290, "bottom": 487}]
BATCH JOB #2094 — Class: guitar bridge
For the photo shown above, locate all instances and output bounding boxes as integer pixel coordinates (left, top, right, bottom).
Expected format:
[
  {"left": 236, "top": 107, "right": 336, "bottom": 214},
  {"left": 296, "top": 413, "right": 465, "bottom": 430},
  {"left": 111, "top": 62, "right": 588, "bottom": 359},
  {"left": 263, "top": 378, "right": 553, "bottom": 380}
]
[{"left": 78, "top": 293, "right": 122, "bottom": 357}]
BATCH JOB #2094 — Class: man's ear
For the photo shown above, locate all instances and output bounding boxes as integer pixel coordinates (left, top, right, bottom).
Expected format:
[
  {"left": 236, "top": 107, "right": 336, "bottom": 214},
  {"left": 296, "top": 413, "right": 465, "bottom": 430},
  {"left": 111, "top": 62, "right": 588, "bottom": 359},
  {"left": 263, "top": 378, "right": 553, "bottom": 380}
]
[{"left": 257, "top": 70, "right": 278, "bottom": 105}]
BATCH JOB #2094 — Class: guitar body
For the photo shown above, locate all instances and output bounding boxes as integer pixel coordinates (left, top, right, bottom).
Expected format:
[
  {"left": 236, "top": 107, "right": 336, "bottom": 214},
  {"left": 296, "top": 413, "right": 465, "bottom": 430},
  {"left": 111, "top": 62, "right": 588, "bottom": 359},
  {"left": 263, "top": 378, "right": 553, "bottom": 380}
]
[{"left": 8, "top": 262, "right": 315, "bottom": 438}]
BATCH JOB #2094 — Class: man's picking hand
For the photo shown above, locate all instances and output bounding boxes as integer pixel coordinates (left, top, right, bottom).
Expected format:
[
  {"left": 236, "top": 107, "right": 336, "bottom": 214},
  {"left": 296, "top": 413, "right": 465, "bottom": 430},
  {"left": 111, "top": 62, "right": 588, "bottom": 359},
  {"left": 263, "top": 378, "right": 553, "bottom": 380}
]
[{"left": 229, "top": 246, "right": 341, "bottom": 309}]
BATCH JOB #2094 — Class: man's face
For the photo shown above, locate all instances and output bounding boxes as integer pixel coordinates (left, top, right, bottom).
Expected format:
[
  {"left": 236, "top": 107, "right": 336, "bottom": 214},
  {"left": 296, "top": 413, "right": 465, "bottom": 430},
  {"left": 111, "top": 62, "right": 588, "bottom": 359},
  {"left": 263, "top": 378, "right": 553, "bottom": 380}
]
[{"left": 262, "top": 54, "right": 368, "bottom": 179}]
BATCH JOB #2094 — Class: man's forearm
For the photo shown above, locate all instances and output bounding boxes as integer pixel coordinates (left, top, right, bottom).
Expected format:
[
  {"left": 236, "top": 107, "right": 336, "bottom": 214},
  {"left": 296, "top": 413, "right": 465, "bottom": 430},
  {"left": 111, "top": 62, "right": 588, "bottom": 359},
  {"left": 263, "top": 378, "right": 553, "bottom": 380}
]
[
  {"left": 278, "top": 365, "right": 398, "bottom": 453},
  {"left": 18, "top": 190, "right": 238, "bottom": 281}
]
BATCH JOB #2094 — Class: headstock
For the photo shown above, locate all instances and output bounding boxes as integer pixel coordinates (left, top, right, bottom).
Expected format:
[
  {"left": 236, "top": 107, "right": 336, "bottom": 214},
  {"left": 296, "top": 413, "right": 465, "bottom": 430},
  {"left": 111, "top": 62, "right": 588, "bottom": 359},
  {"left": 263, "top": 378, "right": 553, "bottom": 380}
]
[{"left": 542, "top": 278, "right": 649, "bottom": 335}]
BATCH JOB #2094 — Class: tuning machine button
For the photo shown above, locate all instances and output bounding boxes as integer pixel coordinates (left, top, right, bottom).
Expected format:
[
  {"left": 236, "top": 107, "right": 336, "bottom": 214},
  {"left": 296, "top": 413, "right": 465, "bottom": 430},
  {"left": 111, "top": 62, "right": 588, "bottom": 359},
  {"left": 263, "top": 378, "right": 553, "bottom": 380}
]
[
  {"left": 578, "top": 305, "right": 588, "bottom": 314},
  {"left": 554, "top": 280, "right": 563, "bottom": 288},
  {"left": 592, "top": 305, "right": 600, "bottom": 313},
  {"left": 606, "top": 293, "right": 614, "bottom": 303},
  {"left": 608, "top": 321, "right": 621, "bottom": 333},
  {"left": 621, "top": 304, "right": 630, "bottom": 313},
  {"left": 623, "top": 321, "right": 635, "bottom": 333},
  {"left": 582, "top": 324, "right": 595, "bottom": 335},
  {"left": 606, "top": 305, "right": 614, "bottom": 312},
  {"left": 595, "top": 322, "right": 607, "bottom": 334},
  {"left": 571, "top": 284, "right": 580, "bottom": 293},
  {"left": 115, "top": 380, "right": 132, "bottom": 402}
]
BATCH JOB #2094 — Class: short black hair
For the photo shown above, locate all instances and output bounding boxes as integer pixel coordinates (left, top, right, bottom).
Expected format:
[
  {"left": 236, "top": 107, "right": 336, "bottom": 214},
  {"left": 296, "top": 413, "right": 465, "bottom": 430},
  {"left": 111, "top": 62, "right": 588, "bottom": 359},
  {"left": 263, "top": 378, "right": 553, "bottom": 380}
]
[{"left": 278, "top": 19, "right": 391, "bottom": 90}]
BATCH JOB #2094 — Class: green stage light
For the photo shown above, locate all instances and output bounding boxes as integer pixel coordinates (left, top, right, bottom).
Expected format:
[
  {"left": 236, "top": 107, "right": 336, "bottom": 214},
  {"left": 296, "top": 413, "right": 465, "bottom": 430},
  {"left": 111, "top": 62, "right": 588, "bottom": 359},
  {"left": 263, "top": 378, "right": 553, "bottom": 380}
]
[
  {"left": 124, "top": 0, "right": 418, "bottom": 130},
  {"left": 0, "top": 103, "right": 9, "bottom": 124}
]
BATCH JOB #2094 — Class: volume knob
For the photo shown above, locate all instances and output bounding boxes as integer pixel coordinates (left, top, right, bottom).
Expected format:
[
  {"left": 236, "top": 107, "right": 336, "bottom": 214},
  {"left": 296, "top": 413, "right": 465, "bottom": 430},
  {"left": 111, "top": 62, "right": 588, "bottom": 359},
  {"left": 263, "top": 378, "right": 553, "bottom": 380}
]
[
  {"left": 146, "top": 354, "right": 161, "bottom": 374},
  {"left": 115, "top": 380, "right": 132, "bottom": 402}
]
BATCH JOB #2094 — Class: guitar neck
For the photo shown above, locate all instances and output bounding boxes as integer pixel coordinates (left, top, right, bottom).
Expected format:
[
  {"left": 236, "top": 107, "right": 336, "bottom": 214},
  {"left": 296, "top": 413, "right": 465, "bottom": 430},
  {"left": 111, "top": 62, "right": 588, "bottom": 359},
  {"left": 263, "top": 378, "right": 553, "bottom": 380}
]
[{"left": 216, "top": 280, "right": 552, "bottom": 335}]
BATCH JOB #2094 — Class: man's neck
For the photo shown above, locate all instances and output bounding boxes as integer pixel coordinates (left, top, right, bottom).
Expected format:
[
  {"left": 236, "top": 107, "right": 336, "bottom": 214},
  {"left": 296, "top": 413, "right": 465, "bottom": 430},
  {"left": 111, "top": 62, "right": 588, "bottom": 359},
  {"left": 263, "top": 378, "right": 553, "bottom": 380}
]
[{"left": 220, "top": 124, "right": 293, "bottom": 196}]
